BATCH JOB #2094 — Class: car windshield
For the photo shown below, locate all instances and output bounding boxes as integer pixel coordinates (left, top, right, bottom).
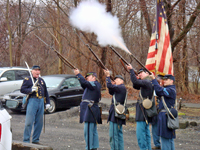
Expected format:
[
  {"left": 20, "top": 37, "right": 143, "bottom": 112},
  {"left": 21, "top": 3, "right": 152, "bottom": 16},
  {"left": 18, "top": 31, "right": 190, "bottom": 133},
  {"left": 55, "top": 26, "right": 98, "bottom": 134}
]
[
  {"left": 43, "top": 77, "right": 63, "bottom": 88},
  {"left": 0, "top": 70, "right": 3, "bottom": 75}
]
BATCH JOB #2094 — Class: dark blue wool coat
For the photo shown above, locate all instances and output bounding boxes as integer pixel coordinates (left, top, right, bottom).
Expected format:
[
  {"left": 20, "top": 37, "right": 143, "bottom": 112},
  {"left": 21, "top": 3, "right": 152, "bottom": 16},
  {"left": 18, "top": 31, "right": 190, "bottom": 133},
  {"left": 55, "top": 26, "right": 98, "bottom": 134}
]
[
  {"left": 106, "top": 77, "right": 127, "bottom": 125},
  {"left": 152, "top": 79, "right": 176, "bottom": 139},
  {"left": 20, "top": 76, "right": 50, "bottom": 104},
  {"left": 76, "top": 73, "right": 102, "bottom": 124},
  {"left": 129, "top": 69, "right": 154, "bottom": 122}
]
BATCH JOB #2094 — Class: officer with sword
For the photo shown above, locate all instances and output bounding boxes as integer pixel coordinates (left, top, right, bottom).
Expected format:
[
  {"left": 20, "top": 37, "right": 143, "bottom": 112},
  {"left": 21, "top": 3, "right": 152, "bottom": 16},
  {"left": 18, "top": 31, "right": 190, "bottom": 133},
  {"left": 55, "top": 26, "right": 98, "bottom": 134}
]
[{"left": 20, "top": 65, "right": 50, "bottom": 144}]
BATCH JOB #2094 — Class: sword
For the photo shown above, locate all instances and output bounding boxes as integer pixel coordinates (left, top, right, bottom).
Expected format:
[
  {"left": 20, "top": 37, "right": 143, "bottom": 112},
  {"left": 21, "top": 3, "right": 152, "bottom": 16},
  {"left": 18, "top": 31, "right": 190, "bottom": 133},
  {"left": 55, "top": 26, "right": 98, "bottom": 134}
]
[
  {"left": 25, "top": 61, "right": 34, "bottom": 85},
  {"left": 44, "top": 109, "right": 46, "bottom": 133}
]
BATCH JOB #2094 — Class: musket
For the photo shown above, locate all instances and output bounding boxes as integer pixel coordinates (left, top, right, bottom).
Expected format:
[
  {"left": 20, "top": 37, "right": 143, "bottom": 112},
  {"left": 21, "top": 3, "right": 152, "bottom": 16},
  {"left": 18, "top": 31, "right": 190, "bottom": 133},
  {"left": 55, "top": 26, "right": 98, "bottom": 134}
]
[
  {"left": 34, "top": 34, "right": 77, "bottom": 70},
  {"left": 109, "top": 46, "right": 138, "bottom": 75},
  {"left": 110, "top": 46, "right": 151, "bottom": 74},
  {"left": 130, "top": 54, "right": 151, "bottom": 75},
  {"left": 86, "top": 44, "right": 114, "bottom": 81},
  {"left": 86, "top": 44, "right": 107, "bottom": 70},
  {"left": 74, "top": 32, "right": 114, "bottom": 80}
]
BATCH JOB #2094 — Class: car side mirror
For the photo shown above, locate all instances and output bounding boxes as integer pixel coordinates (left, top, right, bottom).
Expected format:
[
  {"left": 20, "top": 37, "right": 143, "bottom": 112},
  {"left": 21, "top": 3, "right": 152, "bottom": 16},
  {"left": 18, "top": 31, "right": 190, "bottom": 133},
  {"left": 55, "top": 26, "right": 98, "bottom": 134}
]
[
  {"left": 0, "top": 77, "right": 8, "bottom": 82},
  {"left": 60, "top": 85, "right": 68, "bottom": 91}
]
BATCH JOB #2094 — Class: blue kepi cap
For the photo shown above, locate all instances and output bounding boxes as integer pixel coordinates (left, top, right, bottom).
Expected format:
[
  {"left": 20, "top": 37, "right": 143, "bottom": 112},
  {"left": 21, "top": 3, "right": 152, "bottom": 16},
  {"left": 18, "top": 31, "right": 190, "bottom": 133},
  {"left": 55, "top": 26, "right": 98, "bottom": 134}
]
[
  {"left": 85, "top": 72, "right": 97, "bottom": 78},
  {"left": 32, "top": 65, "right": 41, "bottom": 70},
  {"left": 163, "top": 74, "right": 175, "bottom": 81}
]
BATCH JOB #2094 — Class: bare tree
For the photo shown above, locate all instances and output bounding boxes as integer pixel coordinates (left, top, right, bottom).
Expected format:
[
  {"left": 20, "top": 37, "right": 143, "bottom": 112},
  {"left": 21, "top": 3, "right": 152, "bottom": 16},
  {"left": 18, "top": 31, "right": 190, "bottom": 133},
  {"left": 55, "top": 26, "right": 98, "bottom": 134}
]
[{"left": 6, "top": 0, "right": 12, "bottom": 66}]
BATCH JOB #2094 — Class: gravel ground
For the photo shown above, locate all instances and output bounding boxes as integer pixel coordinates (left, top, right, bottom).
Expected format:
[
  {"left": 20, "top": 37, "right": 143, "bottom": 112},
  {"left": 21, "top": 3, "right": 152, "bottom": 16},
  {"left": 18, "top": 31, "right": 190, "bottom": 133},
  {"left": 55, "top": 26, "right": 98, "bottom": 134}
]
[{"left": 9, "top": 108, "right": 200, "bottom": 150}]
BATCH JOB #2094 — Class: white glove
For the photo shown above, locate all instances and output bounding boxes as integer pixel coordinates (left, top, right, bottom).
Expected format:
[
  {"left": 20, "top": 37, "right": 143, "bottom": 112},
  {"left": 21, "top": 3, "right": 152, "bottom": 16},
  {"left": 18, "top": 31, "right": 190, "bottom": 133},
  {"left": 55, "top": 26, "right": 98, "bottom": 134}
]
[
  {"left": 45, "top": 104, "right": 51, "bottom": 110},
  {"left": 31, "top": 86, "right": 37, "bottom": 92}
]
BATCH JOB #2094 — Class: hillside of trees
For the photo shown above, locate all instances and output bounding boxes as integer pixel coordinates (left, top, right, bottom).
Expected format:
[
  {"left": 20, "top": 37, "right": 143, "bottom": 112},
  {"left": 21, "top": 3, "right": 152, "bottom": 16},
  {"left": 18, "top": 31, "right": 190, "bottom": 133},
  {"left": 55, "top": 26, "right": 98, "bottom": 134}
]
[{"left": 0, "top": 0, "right": 199, "bottom": 100}]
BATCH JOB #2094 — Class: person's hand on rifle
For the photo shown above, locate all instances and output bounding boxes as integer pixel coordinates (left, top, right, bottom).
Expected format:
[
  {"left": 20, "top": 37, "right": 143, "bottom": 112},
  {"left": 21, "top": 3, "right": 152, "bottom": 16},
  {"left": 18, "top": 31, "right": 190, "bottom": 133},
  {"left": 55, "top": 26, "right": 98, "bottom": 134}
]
[
  {"left": 103, "top": 69, "right": 110, "bottom": 77},
  {"left": 149, "top": 72, "right": 155, "bottom": 80},
  {"left": 126, "top": 64, "right": 133, "bottom": 71},
  {"left": 73, "top": 68, "right": 80, "bottom": 75}
]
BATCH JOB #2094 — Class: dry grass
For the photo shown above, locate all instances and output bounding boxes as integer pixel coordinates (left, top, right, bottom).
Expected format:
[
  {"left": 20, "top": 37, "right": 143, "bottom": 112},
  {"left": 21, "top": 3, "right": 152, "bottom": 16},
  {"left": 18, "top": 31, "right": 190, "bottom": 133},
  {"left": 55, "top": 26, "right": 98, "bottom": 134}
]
[{"left": 178, "top": 107, "right": 200, "bottom": 117}]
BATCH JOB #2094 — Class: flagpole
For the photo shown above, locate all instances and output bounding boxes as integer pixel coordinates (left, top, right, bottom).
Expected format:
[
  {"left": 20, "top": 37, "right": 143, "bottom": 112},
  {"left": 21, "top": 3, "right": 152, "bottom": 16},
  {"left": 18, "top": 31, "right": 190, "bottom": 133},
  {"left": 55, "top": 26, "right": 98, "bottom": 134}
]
[{"left": 155, "top": 0, "right": 159, "bottom": 75}]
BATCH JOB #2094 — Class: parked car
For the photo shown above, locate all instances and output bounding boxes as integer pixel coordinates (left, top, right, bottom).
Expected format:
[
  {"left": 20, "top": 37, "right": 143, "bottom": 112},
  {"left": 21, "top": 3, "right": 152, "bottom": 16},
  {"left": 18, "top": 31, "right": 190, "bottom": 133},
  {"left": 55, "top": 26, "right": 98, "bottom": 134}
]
[
  {"left": 0, "top": 67, "right": 30, "bottom": 102},
  {"left": 0, "top": 102, "right": 12, "bottom": 150},
  {"left": 4, "top": 74, "right": 84, "bottom": 113}
]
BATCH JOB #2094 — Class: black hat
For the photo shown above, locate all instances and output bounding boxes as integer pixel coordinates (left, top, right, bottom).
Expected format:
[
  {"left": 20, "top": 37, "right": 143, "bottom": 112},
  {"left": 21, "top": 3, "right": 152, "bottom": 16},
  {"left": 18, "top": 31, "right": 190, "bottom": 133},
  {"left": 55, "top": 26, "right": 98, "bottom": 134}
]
[
  {"left": 85, "top": 72, "right": 97, "bottom": 78},
  {"left": 32, "top": 65, "right": 40, "bottom": 70},
  {"left": 163, "top": 74, "right": 175, "bottom": 81},
  {"left": 156, "top": 74, "right": 164, "bottom": 79},
  {"left": 114, "top": 75, "right": 124, "bottom": 81},
  {"left": 137, "top": 68, "right": 146, "bottom": 74},
  {"left": 169, "top": 108, "right": 178, "bottom": 118}
]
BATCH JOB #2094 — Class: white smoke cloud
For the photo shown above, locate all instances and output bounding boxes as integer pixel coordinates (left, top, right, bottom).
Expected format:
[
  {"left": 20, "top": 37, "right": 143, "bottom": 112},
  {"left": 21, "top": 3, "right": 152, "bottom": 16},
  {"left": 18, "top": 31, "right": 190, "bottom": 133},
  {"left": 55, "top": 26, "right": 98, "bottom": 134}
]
[{"left": 69, "top": 0, "right": 130, "bottom": 54}]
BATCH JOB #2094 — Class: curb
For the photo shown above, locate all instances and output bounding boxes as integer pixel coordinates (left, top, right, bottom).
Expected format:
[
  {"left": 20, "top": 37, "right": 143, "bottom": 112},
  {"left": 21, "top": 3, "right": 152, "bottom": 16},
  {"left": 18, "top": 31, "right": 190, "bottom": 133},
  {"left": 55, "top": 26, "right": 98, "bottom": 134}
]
[{"left": 12, "top": 140, "right": 53, "bottom": 150}]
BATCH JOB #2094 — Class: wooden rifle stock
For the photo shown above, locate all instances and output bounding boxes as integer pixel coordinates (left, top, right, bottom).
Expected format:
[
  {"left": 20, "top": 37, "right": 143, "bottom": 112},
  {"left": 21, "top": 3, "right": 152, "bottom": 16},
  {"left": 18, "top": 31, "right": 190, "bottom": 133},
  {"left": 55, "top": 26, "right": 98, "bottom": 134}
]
[
  {"left": 86, "top": 44, "right": 107, "bottom": 70},
  {"left": 130, "top": 54, "right": 151, "bottom": 75},
  {"left": 86, "top": 44, "right": 114, "bottom": 81},
  {"left": 53, "top": 50, "right": 76, "bottom": 69},
  {"left": 109, "top": 46, "right": 138, "bottom": 75}
]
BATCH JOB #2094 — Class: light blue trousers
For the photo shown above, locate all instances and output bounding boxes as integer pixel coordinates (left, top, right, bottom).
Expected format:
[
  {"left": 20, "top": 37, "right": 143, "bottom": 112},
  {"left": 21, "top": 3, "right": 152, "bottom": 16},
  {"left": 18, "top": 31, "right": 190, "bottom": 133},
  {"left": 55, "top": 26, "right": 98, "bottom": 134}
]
[
  {"left": 109, "top": 122, "right": 124, "bottom": 150},
  {"left": 152, "top": 122, "right": 161, "bottom": 147},
  {"left": 136, "top": 121, "right": 151, "bottom": 150},
  {"left": 84, "top": 122, "right": 99, "bottom": 150},
  {"left": 161, "top": 137, "right": 175, "bottom": 150},
  {"left": 23, "top": 98, "right": 44, "bottom": 143}
]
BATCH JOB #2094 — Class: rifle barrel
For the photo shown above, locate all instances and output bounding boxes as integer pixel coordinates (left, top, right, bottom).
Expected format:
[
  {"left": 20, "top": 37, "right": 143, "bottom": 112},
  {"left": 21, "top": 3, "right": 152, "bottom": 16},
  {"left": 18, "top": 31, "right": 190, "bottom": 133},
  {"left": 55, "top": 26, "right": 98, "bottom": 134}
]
[
  {"left": 109, "top": 46, "right": 139, "bottom": 75},
  {"left": 86, "top": 45, "right": 107, "bottom": 70},
  {"left": 109, "top": 46, "right": 129, "bottom": 65},
  {"left": 130, "top": 54, "right": 151, "bottom": 74},
  {"left": 54, "top": 50, "right": 76, "bottom": 69},
  {"left": 35, "top": 34, "right": 77, "bottom": 70}
]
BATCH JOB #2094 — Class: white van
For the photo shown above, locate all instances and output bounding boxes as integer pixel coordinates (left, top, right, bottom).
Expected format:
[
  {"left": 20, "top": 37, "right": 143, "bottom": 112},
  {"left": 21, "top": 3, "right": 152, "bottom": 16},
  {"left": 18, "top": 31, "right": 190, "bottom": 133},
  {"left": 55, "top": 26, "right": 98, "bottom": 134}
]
[{"left": 0, "top": 102, "right": 12, "bottom": 150}]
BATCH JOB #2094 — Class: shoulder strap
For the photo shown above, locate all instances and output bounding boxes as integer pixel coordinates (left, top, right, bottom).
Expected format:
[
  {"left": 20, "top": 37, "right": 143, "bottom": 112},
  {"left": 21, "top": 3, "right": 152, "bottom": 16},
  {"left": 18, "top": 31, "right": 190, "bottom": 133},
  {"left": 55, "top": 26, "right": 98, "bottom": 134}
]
[
  {"left": 161, "top": 96, "right": 175, "bottom": 119},
  {"left": 139, "top": 89, "right": 154, "bottom": 102},
  {"left": 113, "top": 91, "right": 128, "bottom": 106},
  {"left": 124, "top": 92, "right": 127, "bottom": 106}
]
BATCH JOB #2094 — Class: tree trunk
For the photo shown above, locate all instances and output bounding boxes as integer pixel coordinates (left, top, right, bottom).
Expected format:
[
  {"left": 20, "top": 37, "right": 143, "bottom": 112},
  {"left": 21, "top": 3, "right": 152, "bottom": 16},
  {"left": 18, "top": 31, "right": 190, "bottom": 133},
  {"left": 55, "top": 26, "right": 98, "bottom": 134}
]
[
  {"left": 99, "top": 47, "right": 107, "bottom": 89},
  {"left": 16, "top": 0, "right": 22, "bottom": 66},
  {"left": 6, "top": 0, "right": 12, "bottom": 67},
  {"left": 74, "top": 0, "right": 82, "bottom": 69},
  {"left": 99, "top": 0, "right": 112, "bottom": 89},
  {"left": 57, "top": 0, "right": 63, "bottom": 74},
  {"left": 181, "top": 0, "right": 189, "bottom": 92},
  {"left": 139, "top": 0, "right": 152, "bottom": 37}
]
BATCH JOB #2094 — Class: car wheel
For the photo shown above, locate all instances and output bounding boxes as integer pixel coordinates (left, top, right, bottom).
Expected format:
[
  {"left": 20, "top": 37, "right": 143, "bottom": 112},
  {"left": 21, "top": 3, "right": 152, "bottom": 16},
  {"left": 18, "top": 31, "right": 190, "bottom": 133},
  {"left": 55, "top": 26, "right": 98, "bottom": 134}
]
[{"left": 46, "top": 98, "right": 56, "bottom": 114}]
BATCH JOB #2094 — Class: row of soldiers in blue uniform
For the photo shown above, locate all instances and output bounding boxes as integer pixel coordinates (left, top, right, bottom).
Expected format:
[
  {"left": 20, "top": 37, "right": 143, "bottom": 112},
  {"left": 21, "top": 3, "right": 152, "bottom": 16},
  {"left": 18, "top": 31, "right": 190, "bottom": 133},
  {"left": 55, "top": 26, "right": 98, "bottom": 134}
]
[
  {"left": 21, "top": 64, "right": 176, "bottom": 150},
  {"left": 73, "top": 63, "right": 177, "bottom": 150}
]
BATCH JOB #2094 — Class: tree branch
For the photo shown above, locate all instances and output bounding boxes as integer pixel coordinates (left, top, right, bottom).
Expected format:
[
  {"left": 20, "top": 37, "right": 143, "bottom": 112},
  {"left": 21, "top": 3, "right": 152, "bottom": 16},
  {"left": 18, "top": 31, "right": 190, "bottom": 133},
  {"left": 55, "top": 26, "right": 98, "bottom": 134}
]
[
  {"left": 139, "top": 0, "right": 152, "bottom": 36},
  {"left": 172, "top": 2, "right": 200, "bottom": 49}
]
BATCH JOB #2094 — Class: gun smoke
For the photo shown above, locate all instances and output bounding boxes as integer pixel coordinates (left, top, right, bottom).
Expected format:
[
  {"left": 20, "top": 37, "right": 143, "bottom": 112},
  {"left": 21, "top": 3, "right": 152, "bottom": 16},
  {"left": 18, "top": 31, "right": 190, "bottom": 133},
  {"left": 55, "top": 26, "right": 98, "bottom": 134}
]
[{"left": 69, "top": 0, "right": 130, "bottom": 54}]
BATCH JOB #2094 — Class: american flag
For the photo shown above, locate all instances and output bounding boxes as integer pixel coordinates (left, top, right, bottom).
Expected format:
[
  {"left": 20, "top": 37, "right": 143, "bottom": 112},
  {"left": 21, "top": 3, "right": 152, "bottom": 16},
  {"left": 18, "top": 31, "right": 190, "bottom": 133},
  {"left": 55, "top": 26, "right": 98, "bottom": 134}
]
[{"left": 145, "top": 0, "right": 174, "bottom": 75}]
